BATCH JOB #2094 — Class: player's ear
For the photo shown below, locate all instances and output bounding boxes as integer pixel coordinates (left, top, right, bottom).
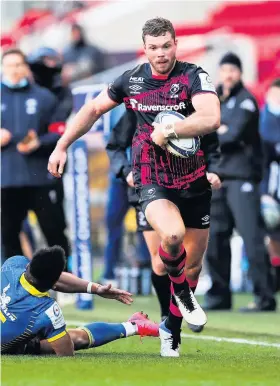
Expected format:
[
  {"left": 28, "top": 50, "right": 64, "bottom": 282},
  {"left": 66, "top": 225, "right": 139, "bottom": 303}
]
[{"left": 174, "top": 39, "right": 178, "bottom": 47}]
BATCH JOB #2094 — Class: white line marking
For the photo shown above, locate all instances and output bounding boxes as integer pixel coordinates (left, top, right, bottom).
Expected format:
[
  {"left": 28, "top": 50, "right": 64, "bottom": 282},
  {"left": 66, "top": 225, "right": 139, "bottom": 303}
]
[
  {"left": 66, "top": 320, "right": 280, "bottom": 349},
  {"left": 181, "top": 333, "right": 280, "bottom": 348}
]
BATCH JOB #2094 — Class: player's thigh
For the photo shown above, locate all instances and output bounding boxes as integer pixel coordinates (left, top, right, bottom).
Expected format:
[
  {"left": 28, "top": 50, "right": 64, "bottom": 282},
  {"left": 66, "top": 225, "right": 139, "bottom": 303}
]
[
  {"left": 138, "top": 185, "right": 185, "bottom": 242},
  {"left": 183, "top": 227, "right": 209, "bottom": 273},
  {"left": 146, "top": 199, "right": 185, "bottom": 241}
]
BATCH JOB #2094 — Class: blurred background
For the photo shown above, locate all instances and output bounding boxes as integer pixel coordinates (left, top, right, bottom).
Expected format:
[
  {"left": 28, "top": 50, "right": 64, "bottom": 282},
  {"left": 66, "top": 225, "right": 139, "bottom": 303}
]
[{"left": 1, "top": 0, "right": 280, "bottom": 306}]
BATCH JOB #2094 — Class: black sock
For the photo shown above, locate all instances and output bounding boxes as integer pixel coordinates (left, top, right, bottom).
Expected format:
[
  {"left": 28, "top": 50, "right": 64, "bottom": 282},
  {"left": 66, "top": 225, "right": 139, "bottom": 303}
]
[
  {"left": 165, "top": 294, "right": 183, "bottom": 332},
  {"left": 151, "top": 271, "right": 171, "bottom": 318},
  {"left": 191, "top": 286, "right": 197, "bottom": 293}
]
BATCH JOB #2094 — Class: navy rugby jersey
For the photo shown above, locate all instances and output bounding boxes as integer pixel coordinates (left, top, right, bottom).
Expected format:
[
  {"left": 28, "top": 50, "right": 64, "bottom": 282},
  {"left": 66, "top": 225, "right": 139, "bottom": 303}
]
[
  {"left": 1, "top": 256, "right": 66, "bottom": 353},
  {"left": 107, "top": 61, "right": 217, "bottom": 192}
]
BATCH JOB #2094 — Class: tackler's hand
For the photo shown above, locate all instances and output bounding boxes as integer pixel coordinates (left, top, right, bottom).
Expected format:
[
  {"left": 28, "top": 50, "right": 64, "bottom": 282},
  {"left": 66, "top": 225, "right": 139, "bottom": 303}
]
[{"left": 96, "top": 284, "right": 133, "bottom": 305}]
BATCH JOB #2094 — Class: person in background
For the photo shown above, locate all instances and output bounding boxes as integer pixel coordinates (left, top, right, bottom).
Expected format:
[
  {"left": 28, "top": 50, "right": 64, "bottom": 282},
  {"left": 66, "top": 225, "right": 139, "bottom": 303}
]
[
  {"left": 1, "top": 48, "right": 70, "bottom": 263},
  {"left": 260, "top": 78, "right": 280, "bottom": 291},
  {"left": 103, "top": 109, "right": 151, "bottom": 285},
  {"left": 204, "top": 52, "right": 276, "bottom": 312},
  {"left": 16, "top": 48, "right": 73, "bottom": 266},
  {"left": 28, "top": 47, "right": 73, "bottom": 123},
  {"left": 62, "top": 23, "right": 106, "bottom": 84}
]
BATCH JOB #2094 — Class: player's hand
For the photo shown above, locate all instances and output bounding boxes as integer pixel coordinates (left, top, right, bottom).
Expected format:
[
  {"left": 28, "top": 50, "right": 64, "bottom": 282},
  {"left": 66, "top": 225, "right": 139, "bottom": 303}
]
[
  {"left": 96, "top": 284, "right": 133, "bottom": 305},
  {"left": 207, "top": 172, "right": 222, "bottom": 190},
  {"left": 1, "top": 128, "right": 12, "bottom": 147},
  {"left": 151, "top": 123, "right": 168, "bottom": 147},
  {"left": 126, "top": 171, "right": 135, "bottom": 187},
  {"left": 48, "top": 144, "right": 67, "bottom": 178},
  {"left": 17, "top": 130, "right": 40, "bottom": 154}
]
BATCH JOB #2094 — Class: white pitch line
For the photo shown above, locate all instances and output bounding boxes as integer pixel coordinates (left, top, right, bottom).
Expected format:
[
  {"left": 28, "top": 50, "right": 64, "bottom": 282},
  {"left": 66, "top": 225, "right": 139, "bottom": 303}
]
[
  {"left": 66, "top": 320, "right": 280, "bottom": 349},
  {"left": 181, "top": 333, "right": 280, "bottom": 348}
]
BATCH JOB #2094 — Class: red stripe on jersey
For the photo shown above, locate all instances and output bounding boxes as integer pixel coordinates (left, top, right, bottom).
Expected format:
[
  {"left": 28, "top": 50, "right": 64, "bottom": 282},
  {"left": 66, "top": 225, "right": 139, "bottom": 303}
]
[
  {"left": 152, "top": 74, "right": 169, "bottom": 80},
  {"left": 48, "top": 122, "right": 66, "bottom": 135}
]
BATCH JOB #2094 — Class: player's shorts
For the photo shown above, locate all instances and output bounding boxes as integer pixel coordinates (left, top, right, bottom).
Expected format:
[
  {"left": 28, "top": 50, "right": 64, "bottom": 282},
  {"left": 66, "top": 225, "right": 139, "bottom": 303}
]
[
  {"left": 135, "top": 203, "right": 153, "bottom": 232},
  {"left": 2, "top": 337, "right": 41, "bottom": 355},
  {"left": 137, "top": 185, "right": 212, "bottom": 229},
  {"left": 128, "top": 186, "right": 153, "bottom": 232}
]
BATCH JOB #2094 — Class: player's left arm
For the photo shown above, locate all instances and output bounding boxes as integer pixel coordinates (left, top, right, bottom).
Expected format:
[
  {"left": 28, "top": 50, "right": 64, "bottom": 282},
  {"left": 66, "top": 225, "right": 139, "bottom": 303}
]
[
  {"left": 53, "top": 272, "right": 133, "bottom": 304},
  {"left": 173, "top": 93, "right": 220, "bottom": 137}
]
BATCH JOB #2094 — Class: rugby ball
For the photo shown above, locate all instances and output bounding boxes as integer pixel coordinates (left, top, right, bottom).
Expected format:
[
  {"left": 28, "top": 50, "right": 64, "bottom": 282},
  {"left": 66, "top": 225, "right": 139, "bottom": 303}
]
[
  {"left": 261, "top": 194, "right": 280, "bottom": 230},
  {"left": 154, "top": 111, "right": 200, "bottom": 158}
]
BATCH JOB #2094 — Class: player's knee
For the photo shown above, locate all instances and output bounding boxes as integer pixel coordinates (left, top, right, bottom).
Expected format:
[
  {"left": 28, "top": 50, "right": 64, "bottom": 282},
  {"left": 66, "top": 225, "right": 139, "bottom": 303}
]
[
  {"left": 161, "top": 231, "right": 185, "bottom": 257},
  {"left": 186, "top": 265, "right": 202, "bottom": 282},
  {"left": 72, "top": 331, "right": 89, "bottom": 351}
]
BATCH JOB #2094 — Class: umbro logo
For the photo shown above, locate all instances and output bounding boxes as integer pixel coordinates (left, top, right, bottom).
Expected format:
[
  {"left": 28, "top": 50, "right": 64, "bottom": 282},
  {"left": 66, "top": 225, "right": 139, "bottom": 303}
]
[
  {"left": 129, "top": 84, "right": 142, "bottom": 94},
  {"left": 142, "top": 188, "right": 156, "bottom": 201},
  {"left": 148, "top": 188, "right": 155, "bottom": 195},
  {"left": 202, "top": 215, "right": 210, "bottom": 225}
]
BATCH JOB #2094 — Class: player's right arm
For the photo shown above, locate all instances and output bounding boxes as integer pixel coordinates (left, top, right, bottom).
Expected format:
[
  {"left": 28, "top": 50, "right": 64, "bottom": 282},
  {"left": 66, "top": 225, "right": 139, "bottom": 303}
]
[
  {"left": 53, "top": 272, "right": 133, "bottom": 304},
  {"left": 48, "top": 89, "right": 119, "bottom": 178}
]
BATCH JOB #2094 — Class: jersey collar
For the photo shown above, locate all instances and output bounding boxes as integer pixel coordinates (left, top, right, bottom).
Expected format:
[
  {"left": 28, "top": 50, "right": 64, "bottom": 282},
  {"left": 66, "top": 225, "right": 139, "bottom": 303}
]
[
  {"left": 147, "top": 60, "right": 178, "bottom": 80},
  {"left": 20, "top": 273, "right": 49, "bottom": 297}
]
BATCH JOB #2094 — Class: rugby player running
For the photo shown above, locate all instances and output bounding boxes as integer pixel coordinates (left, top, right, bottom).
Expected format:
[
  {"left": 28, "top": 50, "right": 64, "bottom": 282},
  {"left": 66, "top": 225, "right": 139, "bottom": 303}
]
[
  {"left": 1, "top": 246, "right": 158, "bottom": 356},
  {"left": 48, "top": 18, "right": 220, "bottom": 357}
]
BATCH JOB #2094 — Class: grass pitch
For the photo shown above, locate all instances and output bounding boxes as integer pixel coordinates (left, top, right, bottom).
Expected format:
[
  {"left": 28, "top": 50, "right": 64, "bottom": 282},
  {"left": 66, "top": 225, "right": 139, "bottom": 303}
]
[{"left": 2, "top": 294, "right": 280, "bottom": 386}]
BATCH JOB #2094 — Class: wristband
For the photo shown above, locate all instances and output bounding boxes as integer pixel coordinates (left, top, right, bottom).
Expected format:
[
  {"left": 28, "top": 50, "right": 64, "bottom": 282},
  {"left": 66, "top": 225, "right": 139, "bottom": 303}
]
[
  {"left": 163, "top": 123, "right": 178, "bottom": 139},
  {"left": 87, "top": 282, "right": 94, "bottom": 294}
]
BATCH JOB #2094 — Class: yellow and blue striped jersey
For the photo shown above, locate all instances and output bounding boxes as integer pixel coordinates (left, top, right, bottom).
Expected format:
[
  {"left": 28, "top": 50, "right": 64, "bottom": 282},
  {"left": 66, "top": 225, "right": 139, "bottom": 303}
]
[{"left": 1, "top": 256, "right": 66, "bottom": 353}]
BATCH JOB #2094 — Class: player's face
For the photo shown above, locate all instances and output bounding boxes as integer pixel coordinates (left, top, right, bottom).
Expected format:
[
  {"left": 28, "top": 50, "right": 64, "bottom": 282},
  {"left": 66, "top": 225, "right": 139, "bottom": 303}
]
[
  {"left": 144, "top": 32, "right": 177, "bottom": 75},
  {"left": 2, "top": 54, "right": 29, "bottom": 84},
  {"left": 219, "top": 64, "right": 242, "bottom": 90}
]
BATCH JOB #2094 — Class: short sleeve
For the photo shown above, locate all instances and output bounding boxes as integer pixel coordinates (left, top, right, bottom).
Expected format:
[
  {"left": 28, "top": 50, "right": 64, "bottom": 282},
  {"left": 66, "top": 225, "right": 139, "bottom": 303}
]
[
  {"left": 1, "top": 256, "right": 29, "bottom": 271},
  {"left": 107, "top": 73, "right": 126, "bottom": 104},
  {"left": 39, "top": 301, "right": 67, "bottom": 342},
  {"left": 190, "top": 67, "right": 217, "bottom": 98}
]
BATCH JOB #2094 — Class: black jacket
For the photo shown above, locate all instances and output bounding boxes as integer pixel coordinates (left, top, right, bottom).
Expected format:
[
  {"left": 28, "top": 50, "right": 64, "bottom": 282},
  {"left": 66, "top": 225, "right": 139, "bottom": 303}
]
[
  {"left": 216, "top": 81, "right": 262, "bottom": 182},
  {"left": 1, "top": 82, "right": 60, "bottom": 188},
  {"left": 106, "top": 110, "right": 221, "bottom": 202}
]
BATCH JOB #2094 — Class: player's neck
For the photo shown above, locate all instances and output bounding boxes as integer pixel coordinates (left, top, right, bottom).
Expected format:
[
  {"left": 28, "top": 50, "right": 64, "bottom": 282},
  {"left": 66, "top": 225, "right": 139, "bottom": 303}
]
[
  {"left": 150, "top": 59, "right": 177, "bottom": 78},
  {"left": 24, "top": 272, "right": 36, "bottom": 287},
  {"left": 24, "top": 272, "right": 44, "bottom": 292}
]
